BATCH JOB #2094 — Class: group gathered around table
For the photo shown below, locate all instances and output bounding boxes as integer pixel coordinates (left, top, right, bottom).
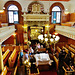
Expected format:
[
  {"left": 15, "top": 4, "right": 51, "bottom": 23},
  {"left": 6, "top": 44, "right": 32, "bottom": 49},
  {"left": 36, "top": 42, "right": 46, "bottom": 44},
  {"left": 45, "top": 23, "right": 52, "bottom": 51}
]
[{"left": 20, "top": 42, "right": 75, "bottom": 75}]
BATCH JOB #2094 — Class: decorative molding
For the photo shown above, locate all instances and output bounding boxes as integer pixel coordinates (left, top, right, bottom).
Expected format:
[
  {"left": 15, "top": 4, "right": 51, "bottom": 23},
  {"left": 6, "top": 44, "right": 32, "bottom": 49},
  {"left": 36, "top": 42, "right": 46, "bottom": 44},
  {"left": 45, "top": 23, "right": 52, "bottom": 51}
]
[
  {"left": 22, "top": 14, "right": 51, "bottom": 22},
  {"left": 55, "top": 25, "right": 75, "bottom": 40}
]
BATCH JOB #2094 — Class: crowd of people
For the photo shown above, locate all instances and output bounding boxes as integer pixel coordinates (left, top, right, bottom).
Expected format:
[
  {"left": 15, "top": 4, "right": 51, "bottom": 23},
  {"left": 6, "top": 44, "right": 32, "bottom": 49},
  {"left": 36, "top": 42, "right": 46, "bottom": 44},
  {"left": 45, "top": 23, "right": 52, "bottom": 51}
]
[
  {"left": 58, "top": 49, "right": 74, "bottom": 75},
  {"left": 20, "top": 42, "right": 45, "bottom": 65},
  {"left": 20, "top": 42, "right": 75, "bottom": 75}
]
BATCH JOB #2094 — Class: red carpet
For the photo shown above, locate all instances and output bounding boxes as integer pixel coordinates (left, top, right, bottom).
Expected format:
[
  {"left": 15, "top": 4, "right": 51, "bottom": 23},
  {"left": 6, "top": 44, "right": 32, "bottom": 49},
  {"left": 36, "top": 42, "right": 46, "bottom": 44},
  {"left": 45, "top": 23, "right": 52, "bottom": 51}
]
[{"left": 39, "top": 70, "right": 57, "bottom": 75}]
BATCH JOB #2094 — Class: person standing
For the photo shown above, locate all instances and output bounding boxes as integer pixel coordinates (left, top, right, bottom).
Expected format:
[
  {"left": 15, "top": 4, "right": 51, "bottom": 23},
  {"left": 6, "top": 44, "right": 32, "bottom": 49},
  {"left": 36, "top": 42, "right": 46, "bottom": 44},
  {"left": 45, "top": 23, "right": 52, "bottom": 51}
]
[{"left": 20, "top": 50, "right": 24, "bottom": 65}]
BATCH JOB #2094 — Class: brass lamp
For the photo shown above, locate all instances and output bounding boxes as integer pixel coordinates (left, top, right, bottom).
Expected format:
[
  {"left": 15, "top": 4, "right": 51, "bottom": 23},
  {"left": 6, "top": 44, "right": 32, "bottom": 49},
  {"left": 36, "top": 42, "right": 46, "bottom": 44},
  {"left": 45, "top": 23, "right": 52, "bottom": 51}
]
[
  {"left": 38, "top": 24, "right": 60, "bottom": 52},
  {"left": 23, "top": 59, "right": 31, "bottom": 67}
]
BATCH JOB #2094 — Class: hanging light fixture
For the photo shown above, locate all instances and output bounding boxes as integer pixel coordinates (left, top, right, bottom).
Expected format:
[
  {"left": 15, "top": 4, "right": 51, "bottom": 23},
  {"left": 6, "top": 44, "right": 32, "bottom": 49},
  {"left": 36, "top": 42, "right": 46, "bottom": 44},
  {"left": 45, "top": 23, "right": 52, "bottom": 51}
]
[{"left": 38, "top": 0, "right": 60, "bottom": 52}]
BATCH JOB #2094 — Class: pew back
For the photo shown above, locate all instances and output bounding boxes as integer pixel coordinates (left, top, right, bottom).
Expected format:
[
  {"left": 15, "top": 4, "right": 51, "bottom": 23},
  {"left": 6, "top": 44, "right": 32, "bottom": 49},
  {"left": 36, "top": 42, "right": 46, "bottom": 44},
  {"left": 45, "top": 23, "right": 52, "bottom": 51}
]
[
  {"left": 2, "top": 49, "right": 10, "bottom": 60},
  {"left": 1, "top": 66, "right": 7, "bottom": 75}
]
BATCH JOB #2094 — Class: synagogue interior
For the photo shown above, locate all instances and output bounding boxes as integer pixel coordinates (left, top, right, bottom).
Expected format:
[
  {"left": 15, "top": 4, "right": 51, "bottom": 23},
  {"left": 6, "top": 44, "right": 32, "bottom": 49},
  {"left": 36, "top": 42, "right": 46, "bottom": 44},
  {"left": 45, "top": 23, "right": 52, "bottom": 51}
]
[{"left": 0, "top": 0, "right": 75, "bottom": 75}]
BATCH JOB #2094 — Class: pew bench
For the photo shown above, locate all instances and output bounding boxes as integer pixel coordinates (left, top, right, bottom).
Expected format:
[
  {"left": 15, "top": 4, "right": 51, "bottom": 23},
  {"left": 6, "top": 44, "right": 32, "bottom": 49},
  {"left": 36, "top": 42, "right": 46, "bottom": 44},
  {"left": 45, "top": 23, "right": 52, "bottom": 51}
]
[
  {"left": 53, "top": 56, "right": 59, "bottom": 70},
  {"left": 62, "top": 46, "right": 75, "bottom": 58},
  {"left": 62, "top": 62, "right": 74, "bottom": 75},
  {"left": 1, "top": 66, "right": 12, "bottom": 75},
  {"left": 8, "top": 49, "right": 18, "bottom": 67},
  {"left": 65, "top": 44, "right": 75, "bottom": 53},
  {"left": 70, "top": 44, "right": 75, "bottom": 49},
  {"left": 56, "top": 46, "right": 61, "bottom": 53},
  {"left": 2, "top": 49, "right": 11, "bottom": 65},
  {"left": 14, "top": 65, "right": 18, "bottom": 75}
]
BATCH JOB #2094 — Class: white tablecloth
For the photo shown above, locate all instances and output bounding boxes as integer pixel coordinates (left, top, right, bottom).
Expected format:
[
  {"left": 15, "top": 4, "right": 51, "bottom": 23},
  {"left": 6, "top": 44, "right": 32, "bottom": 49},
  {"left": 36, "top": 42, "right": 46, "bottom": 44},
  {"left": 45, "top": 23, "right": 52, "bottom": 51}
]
[{"left": 34, "top": 53, "right": 53, "bottom": 66}]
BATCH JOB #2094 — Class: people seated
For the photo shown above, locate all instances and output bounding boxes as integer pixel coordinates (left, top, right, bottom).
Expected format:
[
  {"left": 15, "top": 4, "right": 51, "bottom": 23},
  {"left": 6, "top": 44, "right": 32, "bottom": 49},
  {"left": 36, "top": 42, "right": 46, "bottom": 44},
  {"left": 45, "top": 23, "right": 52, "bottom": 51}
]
[
  {"left": 37, "top": 43, "right": 40, "bottom": 49},
  {"left": 29, "top": 47, "right": 34, "bottom": 54},
  {"left": 40, "top": 45, "right": 43, "bottom": 48},
  {"left": 65, "top": 51, "right": 71, "bottom": 66},
  {"left": 20, "top": 50, "right": 24, "bottom": 65},
  {"left": 24, "top": 52, "right": 29, "bottom": 60}
]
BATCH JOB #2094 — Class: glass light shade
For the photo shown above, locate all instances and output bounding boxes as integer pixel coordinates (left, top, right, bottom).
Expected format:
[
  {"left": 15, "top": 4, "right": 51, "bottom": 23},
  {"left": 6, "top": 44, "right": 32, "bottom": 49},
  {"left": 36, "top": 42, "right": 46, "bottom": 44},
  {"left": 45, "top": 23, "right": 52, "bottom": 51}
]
[
  {"left": 55, "top": 36, "right": 60, "bottom": 41},
  {"left": 28, "top": 62, "right": 31, "bottom": 66},
  {"left": 44, "top": 34, "right": 47, "bottom": 37},
  {"left": 53, "top": 35, "right": 56, "bottom": 38},
  {"left": 13, "top": 33, "right": 16, "bottom": 36},
  {"left": 38, "top": 35, "right": 43, "bottom": 40},
  {"left": 38, "top": 35, "right": 41, "bottom": 39},
  {"left": 45, "top": 24, "right": 50, "bottom": 28},
  {"left": 35, "top": 30, "right": 37, "bottom": 32},
  {"left": 41, "top": 37, "right": 44, "bottom": 40},
  {"left": 45, "top": 38, "right": 48, "bottom": 42},
  {"left": 0, "top": 10, "right": 4, "bottom": 13},
  {"left": 49, "top": 34, "right": 51, "bottom": 36},
  {"left": 42, "top": 29, "right": 43, "bottom": 32},
  {"left": 50, "top": 38, "right": 54, "bottom": 42}
]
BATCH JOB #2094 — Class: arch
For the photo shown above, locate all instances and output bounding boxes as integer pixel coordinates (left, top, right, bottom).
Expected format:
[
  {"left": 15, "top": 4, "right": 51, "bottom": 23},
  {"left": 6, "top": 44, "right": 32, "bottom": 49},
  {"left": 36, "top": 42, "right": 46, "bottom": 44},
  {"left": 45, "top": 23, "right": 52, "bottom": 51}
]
[
  {"left": 50, "top": 2, "right": 65, "bottom": 14},
  {"left": 4, "top": 1, "right": 22, "bottom": 24},
  {"left": 50, "top": 2, "right": 65, "bottom": 24},
  {"left": 28, "top": 1, "right": 44, "bottom": 12},
  {"left": 52, "top": 6, "right": 61, "bottom": 11},
  {"left": 8, "top": 5, "right": 18, "bottom": 10},
  {"left": 4, "top": 1, "right": 22, "bottom": 11}
]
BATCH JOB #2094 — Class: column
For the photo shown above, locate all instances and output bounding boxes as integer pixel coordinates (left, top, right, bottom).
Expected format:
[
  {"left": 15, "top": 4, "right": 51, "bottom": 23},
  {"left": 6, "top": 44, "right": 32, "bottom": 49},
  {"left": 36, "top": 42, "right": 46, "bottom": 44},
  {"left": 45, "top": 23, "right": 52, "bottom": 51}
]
[
  {"left": 23, "top": 24, "right": 28, "bottom": 44},
  {"left": 0, "top": 44, "right": 4, "bottom": 71},
  {"left": 13, "top": 33, "right": 16, "bottom": 45}
]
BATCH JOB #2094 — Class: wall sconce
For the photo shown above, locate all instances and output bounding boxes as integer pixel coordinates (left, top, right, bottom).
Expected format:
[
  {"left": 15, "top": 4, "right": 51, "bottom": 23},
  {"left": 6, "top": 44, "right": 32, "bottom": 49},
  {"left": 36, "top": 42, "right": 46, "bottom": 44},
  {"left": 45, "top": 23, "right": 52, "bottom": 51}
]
[
  {"left": 13, "top": 33, "right": 16, "bottom": 45},
  {"left": 65, "top": 9, "right": 69, "bottom": 14},
  {"left": 0, "top": 10, "right": 4, "bottom": 13},
  {"left": 0, "top": 7, "right": 5, "bottom": 13}
]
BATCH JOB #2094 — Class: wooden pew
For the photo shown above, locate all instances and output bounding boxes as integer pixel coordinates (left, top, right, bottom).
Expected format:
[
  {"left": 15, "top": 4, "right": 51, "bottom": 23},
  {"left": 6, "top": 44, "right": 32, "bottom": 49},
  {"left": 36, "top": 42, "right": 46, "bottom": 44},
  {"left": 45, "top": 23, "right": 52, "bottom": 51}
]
[
  {"left": 3, "top": 46, "right": 14, "bottom": 52},
  {"left": 2, "top": 49, "right": 11, "bottom": 65},
  {"left": 17, "top": 52, "right": 20, "bottom": 67},
  {"left": 14, "top": 65, "right": 18, "bottom": 75},
  {"left": 53, "top": 56, "right": 59, "bottom": 70},
  {"left": 70, "top": 44, "right": 75, "bottom": 49},
  {"left": 1, "top": 66, "right": 12, "bottom": 75},
  {"left": 62, "top": 46, "right": 74, "bottom": 58},
  {"left": 8, "top": 49, "right": 18, "bottom": 67},
  {"left": 56, "top": 46, "right": 61, "bottom": 53},
  {"left": 2, "top": 47, "right": 5, "bottom": 53},
  {"left": 62, "top": 62, "right": 74, "bottom": 75},
  {"left": 62, "top": 46, "right": 68, "bottom": 54},
  {"left": 2, "top": 49, "right": 10, "bottom": 60},
  {"left": 65, "top": 44, "right": 75, "bottom": 53}
]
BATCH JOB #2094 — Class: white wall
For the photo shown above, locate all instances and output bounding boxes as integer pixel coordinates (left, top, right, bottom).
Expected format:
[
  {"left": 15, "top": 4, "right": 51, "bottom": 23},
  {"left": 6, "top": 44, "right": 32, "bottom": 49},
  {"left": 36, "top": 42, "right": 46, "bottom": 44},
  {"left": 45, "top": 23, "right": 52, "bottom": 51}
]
[
  {"left": 0, "top": 0, "right": 74, "bottom": 13},
  {"left": 68, "top": 0, "right": 75, "bottom": 13}
]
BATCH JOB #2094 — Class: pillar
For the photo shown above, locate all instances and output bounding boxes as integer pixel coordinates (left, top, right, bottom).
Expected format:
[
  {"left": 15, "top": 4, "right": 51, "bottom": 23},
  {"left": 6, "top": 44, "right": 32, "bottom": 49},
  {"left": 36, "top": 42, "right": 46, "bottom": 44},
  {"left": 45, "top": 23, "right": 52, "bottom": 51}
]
[
  {"left": 0, "top": 44, "right": 4, "bottom": 71},
  {"left": 13, "top": 33, "right": 16, "bottom": 45},
  {"left": 23, "top": 24, "right": 28, "bottom": 44}
]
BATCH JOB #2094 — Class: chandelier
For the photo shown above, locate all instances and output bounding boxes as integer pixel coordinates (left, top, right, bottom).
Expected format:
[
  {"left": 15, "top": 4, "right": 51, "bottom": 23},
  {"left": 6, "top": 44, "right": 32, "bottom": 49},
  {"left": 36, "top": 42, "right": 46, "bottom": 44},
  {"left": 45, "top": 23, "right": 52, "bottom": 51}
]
[{"left": 38, "top": 24, "right": 60, "bottom": 52}]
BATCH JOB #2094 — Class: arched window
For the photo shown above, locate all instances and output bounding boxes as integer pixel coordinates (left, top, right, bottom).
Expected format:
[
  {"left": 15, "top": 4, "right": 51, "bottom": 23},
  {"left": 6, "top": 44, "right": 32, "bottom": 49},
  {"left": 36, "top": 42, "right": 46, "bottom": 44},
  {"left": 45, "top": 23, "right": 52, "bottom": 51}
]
[
  {"left": 51, "top": 6, "right": 61, "bottom": 24},
  {"left": 8, "top": 5, "right": 19, "bottom": 24}
]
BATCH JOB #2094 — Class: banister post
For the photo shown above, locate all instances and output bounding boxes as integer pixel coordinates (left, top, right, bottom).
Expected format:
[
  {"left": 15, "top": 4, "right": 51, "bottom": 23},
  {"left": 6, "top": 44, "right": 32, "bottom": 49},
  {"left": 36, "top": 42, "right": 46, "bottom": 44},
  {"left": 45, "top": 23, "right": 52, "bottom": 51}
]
[{"left": 0, "top": 43, "right": 4, "bottom": 71}]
